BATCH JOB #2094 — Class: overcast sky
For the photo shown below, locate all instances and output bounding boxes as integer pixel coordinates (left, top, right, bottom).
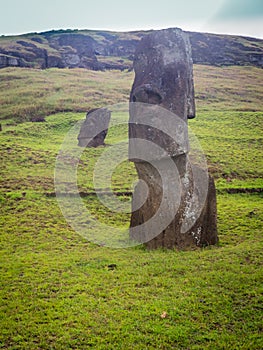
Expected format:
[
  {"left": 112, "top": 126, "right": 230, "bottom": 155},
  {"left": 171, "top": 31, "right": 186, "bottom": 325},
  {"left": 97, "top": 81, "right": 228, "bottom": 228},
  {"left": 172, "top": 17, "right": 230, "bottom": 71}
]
[{"left": 1, "top": 0, "right": 263, "bottom": 38}]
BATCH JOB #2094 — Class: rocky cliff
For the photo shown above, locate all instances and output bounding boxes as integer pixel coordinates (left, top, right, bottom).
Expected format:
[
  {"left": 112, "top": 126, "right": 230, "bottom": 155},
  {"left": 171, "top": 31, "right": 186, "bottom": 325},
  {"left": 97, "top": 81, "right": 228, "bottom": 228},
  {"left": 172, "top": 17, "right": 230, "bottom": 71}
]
[{"left": 0, "top": 28, "right": 262, "bottom": 70}]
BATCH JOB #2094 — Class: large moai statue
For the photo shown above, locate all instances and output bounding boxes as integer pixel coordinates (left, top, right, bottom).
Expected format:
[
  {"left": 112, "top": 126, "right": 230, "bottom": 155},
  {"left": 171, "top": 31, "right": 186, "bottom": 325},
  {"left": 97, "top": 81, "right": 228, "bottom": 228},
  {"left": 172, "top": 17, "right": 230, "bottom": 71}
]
[
  {"left": 78, "top": 108, "right": 111, "bottom": 147},
  {"left": 129, "top": 28, "right": 218, "bottom": 249}
]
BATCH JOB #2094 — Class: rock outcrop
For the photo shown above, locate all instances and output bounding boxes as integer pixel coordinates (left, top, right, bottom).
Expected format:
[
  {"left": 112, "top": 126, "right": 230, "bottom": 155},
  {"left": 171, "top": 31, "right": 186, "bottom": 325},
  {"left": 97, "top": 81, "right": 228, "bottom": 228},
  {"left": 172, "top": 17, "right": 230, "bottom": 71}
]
[
  {"left": 129, "top": 28, "right": 218, "bottom": 249},
  {"left": 78, "top": 108, "right": 111, "bottom": 147},
  {"left": 189, "top": 32, "right": 263, "bottom": 67},
  {"left": 0, "top": 54, "right": 21, "bottom": 68},
  {"left": 0, "top": 29, "right": 262, "bottom": 70}
]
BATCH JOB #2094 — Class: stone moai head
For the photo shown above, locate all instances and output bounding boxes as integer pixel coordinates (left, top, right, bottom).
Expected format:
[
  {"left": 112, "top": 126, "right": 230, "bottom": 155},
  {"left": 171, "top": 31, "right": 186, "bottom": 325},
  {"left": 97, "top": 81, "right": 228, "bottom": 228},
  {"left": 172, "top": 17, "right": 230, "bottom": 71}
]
[
  {"left": 131, "top": 28, "right": 195, "bottom": 119},
  {"left": 78, "top": 108, "right": 111, "bottom": 147},
  {"left": 129, "top": 28, "right": 195, "bottom": 160}
]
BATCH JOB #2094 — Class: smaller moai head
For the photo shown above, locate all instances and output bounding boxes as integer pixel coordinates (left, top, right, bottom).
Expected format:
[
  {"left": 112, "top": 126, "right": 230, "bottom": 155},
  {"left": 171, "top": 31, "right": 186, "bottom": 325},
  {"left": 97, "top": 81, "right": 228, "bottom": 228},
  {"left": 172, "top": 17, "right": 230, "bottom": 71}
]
[
  {"left": 129, "top": 28, "right": 195, "bottom": 160},
  {"left": 78, "top": 108, "right": 111, "bottom": 147}
]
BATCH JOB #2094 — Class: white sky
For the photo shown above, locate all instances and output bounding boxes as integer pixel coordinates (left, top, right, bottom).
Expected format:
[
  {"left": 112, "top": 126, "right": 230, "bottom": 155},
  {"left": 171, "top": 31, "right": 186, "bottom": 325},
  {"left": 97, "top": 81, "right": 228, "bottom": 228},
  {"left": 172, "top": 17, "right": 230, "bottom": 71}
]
[{"left": 1, "top": 0, "right": 263, "bottom": 38}]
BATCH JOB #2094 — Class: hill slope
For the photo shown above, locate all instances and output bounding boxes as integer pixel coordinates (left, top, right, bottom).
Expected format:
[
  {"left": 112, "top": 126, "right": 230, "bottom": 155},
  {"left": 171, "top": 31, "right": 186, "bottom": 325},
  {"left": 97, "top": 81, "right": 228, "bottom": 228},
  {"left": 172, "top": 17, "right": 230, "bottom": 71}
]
[
  {"left": 0, "top": 28, "right": 263, "bottom": 70},
  {"left": 1, "top": 65, "right": 262, "bottom": 123},
  {"left": 0, "top": 64, "right": 262, "bottom": 349}
]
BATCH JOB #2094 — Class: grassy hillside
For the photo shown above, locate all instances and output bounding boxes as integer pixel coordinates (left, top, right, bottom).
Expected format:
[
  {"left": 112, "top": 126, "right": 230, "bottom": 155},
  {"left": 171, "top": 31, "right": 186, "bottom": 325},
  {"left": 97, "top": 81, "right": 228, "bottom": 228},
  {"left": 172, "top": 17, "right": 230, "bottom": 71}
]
[
  {"left": 0, "top": 68, "right": 132, "bottom": 122},
  {"left": 1, "top": 65, "right": 262, "bottom": 123},
  {"left": 0, "top": 65, "right": 262, "bottom": 349}
]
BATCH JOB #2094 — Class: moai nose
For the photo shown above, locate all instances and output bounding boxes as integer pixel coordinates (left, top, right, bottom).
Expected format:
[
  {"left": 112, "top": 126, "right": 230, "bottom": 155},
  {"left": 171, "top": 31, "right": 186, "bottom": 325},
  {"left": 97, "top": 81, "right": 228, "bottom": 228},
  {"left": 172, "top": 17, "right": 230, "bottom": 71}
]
[{"left": 132, "top": 84, "right": 163, "bottom": 105}]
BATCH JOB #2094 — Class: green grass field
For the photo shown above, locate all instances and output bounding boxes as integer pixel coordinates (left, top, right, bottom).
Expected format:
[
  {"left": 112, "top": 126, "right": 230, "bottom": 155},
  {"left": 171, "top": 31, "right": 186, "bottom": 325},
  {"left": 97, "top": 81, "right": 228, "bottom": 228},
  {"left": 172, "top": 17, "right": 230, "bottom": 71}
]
[{"left": 0, "top": 65, "right": 262, "bottom": 349}]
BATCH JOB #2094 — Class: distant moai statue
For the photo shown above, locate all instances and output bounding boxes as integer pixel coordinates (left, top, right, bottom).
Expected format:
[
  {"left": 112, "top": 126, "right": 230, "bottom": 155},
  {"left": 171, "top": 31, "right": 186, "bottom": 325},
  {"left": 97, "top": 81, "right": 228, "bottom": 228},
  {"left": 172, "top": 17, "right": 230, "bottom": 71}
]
[
  {"left": 129, "top": 28, "right": 218, "bottom": 249},
  {"left": 78, "top": 108, "right": 111, "bottom": 147}
]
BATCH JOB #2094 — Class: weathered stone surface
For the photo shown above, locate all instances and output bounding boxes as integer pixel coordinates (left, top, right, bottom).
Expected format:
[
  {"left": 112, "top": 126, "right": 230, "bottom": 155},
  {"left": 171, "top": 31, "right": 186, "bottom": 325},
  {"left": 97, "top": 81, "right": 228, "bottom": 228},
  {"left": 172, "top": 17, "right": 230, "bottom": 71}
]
[
  {"left": 78, "top": 108, "right": 111, "bottom": 147},
  {"left": 129, "top": 28, "right": 195, "bottom": 161},
  {"left": 130, "top": 162, "right": 218, "bottom": 249},
  {"left": 0, "top": 29, "right": 262, "bottom": 70},
  {"left": 131, "top": 28, "right": 195, "bottom": 119},
  {"left": 189, "top": 31, "right": 263, "bottom": 67},
  {"left": 55, "top": 34, "right": 100, "bottom": 69},
  {"left": 45, "top": 54, "right": 64, "bottom": 68},
  {"left": 129, "top": 28, "right": 218, "bottom": 249},
  {"left": 0, "top": 54, "right": 20, "bottom": 68}
]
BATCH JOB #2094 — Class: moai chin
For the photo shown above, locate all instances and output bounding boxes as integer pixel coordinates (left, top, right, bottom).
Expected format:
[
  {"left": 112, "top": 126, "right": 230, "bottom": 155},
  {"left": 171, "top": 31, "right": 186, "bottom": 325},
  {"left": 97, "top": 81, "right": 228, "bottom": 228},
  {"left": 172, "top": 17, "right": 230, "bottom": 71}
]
[{"left": 129, "top": 28, "right": 218, "bottom": 249}]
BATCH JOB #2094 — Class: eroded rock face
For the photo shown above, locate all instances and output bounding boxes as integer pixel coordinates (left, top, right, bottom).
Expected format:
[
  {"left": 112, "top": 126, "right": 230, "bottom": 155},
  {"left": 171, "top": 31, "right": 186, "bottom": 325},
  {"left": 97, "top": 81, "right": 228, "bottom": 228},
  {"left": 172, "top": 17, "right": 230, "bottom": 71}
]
[
  {"left": 78, "top": 108, "right": 111, "bottom": 147},
  {"left": 1, "top": 30, "right": 262, "bottom": 70},
  {"left": 129, "top": 28, "right": 218, "bottom": 249},
  {"left": 56, "top": 34, "right": 100, "bottom": 69},
  {"left": 0, "top": 54, "right": 20, "bottom": 68}
]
